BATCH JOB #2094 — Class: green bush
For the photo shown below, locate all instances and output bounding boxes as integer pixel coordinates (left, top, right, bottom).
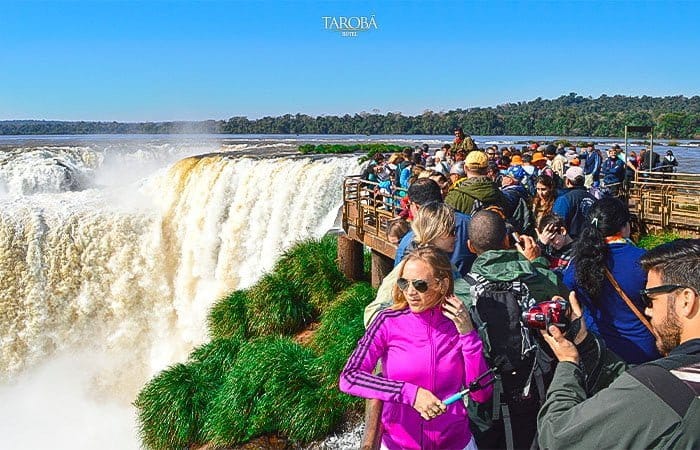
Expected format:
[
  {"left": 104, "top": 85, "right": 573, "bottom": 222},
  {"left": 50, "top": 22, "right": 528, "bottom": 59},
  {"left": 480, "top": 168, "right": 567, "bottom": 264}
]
[
  {"left": 202, "top": 337, "right": 323, "bottom": 446},
  {"left": 311, "top": 282, "right": 375, "bottom": 414},
  {"left": 273, "top": 235, "right": 351, "bottom": 312},
  {"left": 135, "top": 338, "right": 245, "bottom": 449},
  {"left": 297, "top": 143, "right": 404, "bottom": 156},
  {"left": 137, "top": 237, "right": 367, "bottom": 449},
  {"left": 312, "top": 282, "right": 375, "bottom": 356},
  {"left": 246, "top": 272, "right": 315, "bottom": 337},
  {"left": 363, "top": 248, "right": 372, "bottom": 279},
  {"left": 189, "top": 337, "right": 244, "bottom": 388},
  {"left": 279, "top": 386, "right": 349, "bottom": 445},
  {"left": 638, "top": 232, "right": 681, "bottom": 250},
  {"left": 207, "top": 290, "right": 249, "bottom": 340},
  {"left": 135, "top": 363, "right": 207, "bottom": 450}
]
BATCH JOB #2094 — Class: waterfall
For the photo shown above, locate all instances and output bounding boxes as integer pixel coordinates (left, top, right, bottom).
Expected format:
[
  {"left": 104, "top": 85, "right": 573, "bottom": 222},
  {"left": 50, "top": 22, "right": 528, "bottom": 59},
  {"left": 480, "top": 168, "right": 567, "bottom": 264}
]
[{"left": 0, "top": 147, "right": 361, "bottom": 449}]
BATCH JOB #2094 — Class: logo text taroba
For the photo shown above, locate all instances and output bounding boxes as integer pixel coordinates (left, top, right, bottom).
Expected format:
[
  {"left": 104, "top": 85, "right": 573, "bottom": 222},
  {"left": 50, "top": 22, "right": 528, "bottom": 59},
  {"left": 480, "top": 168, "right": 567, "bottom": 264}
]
[{"left": 322, "top": 15, "right": 378, "bottom": 37}]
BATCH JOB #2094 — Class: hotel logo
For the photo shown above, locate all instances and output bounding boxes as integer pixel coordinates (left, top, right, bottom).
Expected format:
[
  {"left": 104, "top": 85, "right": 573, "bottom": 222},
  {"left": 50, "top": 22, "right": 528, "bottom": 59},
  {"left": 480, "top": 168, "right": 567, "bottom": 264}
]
[{"left": 322, "top": 15, "right": 378, "bottom": 37}]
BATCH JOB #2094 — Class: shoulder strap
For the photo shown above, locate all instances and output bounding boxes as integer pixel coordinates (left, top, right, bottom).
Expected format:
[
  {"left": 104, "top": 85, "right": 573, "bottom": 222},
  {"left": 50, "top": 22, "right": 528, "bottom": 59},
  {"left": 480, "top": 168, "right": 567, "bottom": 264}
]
[
  {"left": 604, "top": 268, "right": 655, "bottom": 335},
  {"left": 629, "top": 360, "right": 700, "bottom": 417}
]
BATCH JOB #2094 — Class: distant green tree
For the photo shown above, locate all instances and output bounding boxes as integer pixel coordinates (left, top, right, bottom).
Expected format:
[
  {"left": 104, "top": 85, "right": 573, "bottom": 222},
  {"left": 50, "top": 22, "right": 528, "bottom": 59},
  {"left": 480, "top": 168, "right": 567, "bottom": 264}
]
[{"left": 2, "top": 94, "right": 699, "bottom": 137}]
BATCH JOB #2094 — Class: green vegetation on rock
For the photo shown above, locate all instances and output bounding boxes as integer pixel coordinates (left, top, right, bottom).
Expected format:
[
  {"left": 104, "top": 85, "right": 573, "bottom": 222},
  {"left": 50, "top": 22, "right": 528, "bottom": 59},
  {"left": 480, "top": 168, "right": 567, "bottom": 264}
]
[
  {"left": 135, "top": 363, "right": 208, "bottom": 450},
  {"left": 246, "top": 272, "right": 316, "bottom": 337},
  {"left": 298, "top": 143, "right": 405, "bottom": 156},
  {"left": 137, "top": 236, "right": 372, "bottom": 449},
  {"left": 207, "top": 290, "right": 249, "bottom": 340},
  {"left": 637, "top": 231, "right": 683, "bottom": 250},
  {"left": 273, "top": 235, "right": 352, "bottom": 311}
]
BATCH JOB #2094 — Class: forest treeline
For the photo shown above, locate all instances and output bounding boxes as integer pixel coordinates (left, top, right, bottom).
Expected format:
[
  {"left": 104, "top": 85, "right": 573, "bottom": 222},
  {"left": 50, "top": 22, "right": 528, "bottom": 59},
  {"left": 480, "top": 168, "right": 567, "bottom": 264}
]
[{"left": 2, "top": 93, "right": 699, "bottom": 138}]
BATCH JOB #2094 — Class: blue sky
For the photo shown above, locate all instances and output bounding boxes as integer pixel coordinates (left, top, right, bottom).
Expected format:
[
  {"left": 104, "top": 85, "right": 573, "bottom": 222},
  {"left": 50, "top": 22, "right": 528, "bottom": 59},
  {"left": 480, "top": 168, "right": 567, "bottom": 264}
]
[{"left": 1, "top": 0, "right": 698, "bottom": 122}]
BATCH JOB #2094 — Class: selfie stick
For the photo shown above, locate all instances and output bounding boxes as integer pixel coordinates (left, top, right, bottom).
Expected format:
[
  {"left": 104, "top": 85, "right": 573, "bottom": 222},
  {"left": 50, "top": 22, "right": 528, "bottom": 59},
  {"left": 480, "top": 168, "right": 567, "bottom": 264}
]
[{"left": 442, "top": 368, "right": 496, "bottom": 406}]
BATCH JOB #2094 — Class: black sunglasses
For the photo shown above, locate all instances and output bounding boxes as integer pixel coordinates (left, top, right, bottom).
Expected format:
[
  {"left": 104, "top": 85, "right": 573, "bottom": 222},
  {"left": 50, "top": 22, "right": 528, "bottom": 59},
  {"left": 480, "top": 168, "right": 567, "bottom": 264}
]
[
  {"left": 397, "top": 278, "right": 431, "bottom": 293},
  {"left": 640, "top": 284, "right": 688, "bottom": 308}
]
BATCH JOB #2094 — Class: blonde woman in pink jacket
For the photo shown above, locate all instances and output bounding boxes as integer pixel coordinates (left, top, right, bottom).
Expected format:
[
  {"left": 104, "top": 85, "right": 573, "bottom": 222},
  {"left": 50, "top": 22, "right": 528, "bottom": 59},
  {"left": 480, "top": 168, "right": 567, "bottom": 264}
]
[{"left": 340, "top": 246, "right": 492, "bottom": 450}]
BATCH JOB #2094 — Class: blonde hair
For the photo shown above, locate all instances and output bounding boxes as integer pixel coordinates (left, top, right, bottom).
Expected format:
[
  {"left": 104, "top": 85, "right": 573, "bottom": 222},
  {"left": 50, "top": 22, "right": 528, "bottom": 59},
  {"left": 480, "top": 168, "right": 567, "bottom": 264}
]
[
  {"left": 391, "top": 246, "right": 454, "bottom": 311},
  {"left": 387, "top": 153, "right": 404, "bottom": 165},
  {"left": 411, "top": 202, "right": 455, "bottom": 245}
]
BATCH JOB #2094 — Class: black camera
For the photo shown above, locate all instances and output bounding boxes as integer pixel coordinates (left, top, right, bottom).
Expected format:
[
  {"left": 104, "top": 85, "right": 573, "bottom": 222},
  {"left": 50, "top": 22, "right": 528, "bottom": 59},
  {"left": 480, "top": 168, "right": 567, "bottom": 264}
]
[{"left": 522, "top": 299, "right": 570, "bottom": 330}]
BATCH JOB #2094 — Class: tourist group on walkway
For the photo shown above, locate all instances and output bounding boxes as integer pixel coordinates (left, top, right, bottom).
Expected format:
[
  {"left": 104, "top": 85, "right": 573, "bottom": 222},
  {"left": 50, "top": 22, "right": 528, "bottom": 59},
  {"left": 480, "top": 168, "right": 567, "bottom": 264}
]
[{"left": 340, "top": 129, "right": 698, "bottom": 450}]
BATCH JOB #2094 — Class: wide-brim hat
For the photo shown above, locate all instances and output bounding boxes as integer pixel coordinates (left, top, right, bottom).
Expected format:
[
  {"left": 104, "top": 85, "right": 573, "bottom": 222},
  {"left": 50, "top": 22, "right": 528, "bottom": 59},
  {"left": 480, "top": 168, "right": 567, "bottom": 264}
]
[{"left": 531, "top": 152, "right": 547, "bottom": 164}]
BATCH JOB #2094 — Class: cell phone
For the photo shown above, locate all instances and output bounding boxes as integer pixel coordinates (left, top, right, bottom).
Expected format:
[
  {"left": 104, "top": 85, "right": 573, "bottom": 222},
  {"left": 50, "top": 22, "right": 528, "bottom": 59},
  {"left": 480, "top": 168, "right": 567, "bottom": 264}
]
[{"left": 512, "top": 232, "right": 523, "bottom": 249}]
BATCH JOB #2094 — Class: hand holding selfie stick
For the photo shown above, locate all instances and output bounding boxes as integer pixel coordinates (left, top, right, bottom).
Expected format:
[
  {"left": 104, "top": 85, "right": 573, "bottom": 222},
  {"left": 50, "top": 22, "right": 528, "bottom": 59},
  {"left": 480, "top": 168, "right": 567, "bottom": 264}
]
[{"left": 442, "top": 368, "right": 496, "bottom": 405}]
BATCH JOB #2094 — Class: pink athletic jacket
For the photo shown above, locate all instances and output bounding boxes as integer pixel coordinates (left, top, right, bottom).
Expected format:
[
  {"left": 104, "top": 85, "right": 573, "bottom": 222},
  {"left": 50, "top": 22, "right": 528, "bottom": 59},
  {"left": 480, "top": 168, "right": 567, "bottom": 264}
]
[{"left": 339, "top": 305, "right": 492, "bottom": 450}]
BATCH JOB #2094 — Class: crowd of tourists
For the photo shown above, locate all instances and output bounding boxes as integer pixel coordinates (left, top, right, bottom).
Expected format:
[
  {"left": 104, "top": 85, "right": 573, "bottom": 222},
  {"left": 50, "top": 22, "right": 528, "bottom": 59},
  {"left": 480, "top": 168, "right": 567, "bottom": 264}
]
[{"left": 339, "top": 129, "right": 698, "bottom": 450}]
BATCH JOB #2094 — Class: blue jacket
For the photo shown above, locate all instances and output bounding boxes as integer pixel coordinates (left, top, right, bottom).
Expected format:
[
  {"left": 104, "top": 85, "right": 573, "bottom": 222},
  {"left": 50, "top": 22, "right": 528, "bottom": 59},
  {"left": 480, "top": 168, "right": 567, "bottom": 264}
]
[
  {"left": 395, "top": 210, "right": 475, "bottom": 277},
  {"left": 563, "top": 242, "right": 662, "bottom": 364},
  {"left": 601, "top": 157, "right": 625, "bottom": 185},
  {"left": 583, "top": 150, "right": 602, "bottom": 177},
  {"left": 551, "top": 187, "right": 596, "bottom": 240}
]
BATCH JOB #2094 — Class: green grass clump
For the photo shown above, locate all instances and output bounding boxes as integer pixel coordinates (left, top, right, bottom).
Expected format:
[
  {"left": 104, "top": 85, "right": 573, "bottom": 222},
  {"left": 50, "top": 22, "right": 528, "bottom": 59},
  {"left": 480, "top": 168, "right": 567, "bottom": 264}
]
[
  {"left": 273, "top": 235, "right": 351, "bottom": 312},
  {"left": 311, "top": 282, "right": 375, "bottom": 414},
  {"left": 637, "top": 232, "right": 682, "bottom": 250},
  {"left": 135, "top": 363, "right": 207, "bottom": 450},
  {"left": 202, "top": 336, "right": 323, "bottom": 446},
  {"left": 189, "top": 337, "right": 244, "bottom": 388},
  {"left": 207, "top": 290, "right": 249, "bottom": 340},
  {"left": 312, "top": 282, "right": 375, "bottom": 356},
  {"left": 246, "top": 272, "right": 315, "bottom": 336},
  {"left": 137, "top": 237, "right": 368, "bottom": 449},
  {"left": 279, "top": 387, "right": 348, "bottom": 445}
]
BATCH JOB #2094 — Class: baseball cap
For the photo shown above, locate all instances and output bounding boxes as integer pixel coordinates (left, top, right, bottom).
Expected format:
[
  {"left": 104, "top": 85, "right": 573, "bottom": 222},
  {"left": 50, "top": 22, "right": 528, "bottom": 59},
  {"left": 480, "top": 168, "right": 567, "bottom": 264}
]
[
  {"left": 450, "top": 161, "right": 466, "bottom": 176},
  {"left": 465, "top": 151, "right": 488, "bottom": 170},
  {"left": 565, "top": 166, "right": 584, "bottom": 181},
  {"left": 504, "top": 165, "right": 526, "bottom": 181},
  {"left": 510, "top": 155, "right": 523, "bottom": 165}
]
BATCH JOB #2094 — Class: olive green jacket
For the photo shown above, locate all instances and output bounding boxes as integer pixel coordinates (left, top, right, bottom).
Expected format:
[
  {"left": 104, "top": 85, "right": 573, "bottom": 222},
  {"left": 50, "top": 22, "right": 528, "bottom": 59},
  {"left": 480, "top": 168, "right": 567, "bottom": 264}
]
[
  {"left": 538, "top": 339, "right": 700, "bottom": 449},
  {"left": 445, "top": 176, "right": 509, "bottom": 216}
]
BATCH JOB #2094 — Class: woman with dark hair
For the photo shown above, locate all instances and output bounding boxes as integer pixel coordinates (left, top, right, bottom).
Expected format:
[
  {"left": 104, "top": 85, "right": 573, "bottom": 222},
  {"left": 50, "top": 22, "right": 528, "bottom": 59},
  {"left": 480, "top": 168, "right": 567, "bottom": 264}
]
[
  {"left": 341, "top": 246, "right": 491, "bottom": 450},
  {"left": 562, "top": 197, "right": 661, "bottom": 364},
  {"left": 532, "top": 174, "right": 557, "bottom": 229}
]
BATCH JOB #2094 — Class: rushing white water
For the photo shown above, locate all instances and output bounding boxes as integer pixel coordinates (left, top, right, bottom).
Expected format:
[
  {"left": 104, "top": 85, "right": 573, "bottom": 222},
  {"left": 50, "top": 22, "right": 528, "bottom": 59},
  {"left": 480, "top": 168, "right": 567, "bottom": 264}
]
[{"left": 0, "top": 138, "right": 360, "bottom": 449}]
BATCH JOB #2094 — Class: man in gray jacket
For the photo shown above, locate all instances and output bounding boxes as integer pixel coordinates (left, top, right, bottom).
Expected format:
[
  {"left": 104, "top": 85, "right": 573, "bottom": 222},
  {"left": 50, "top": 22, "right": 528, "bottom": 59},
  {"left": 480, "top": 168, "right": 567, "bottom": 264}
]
[{"left": 538, "top": 239, "right": 700, "bottom": 449}]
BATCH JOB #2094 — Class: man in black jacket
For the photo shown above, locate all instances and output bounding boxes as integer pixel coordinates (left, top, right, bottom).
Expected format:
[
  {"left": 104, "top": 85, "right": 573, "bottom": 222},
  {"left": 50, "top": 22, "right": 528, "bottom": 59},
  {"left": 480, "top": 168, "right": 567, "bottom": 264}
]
[{"left": 538, "top": 239, "right": 700, "bottom": 449}]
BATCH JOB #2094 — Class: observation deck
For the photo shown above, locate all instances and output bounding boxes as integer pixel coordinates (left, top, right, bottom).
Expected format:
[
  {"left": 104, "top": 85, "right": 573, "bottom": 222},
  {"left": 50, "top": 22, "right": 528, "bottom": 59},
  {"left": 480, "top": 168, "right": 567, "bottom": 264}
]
[{"left": 338, "top": 171, "right": 700, "bottom": 286}]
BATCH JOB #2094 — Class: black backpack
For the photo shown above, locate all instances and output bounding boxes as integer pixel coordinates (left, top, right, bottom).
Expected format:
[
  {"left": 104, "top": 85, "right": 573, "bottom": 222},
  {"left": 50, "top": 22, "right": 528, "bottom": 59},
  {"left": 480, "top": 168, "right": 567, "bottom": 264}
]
[{"left": 465, "top": 273, "right": 554, "bottom": 450}]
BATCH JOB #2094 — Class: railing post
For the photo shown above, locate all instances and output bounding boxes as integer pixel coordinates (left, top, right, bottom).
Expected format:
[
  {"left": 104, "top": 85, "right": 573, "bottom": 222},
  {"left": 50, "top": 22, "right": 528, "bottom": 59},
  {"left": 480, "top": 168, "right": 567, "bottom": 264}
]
[
  {"left": 371, "top": 249, "right": 394, "bottom": 288},
  {"left": 337, "top": 234, "right": 364, "bottom": 282}
]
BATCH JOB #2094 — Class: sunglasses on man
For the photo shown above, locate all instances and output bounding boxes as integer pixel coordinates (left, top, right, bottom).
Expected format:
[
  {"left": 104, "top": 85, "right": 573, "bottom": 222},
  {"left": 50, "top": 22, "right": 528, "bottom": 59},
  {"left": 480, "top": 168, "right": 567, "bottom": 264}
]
[{"left": 639, "top": 284, "right": 690, "bottom": 308}]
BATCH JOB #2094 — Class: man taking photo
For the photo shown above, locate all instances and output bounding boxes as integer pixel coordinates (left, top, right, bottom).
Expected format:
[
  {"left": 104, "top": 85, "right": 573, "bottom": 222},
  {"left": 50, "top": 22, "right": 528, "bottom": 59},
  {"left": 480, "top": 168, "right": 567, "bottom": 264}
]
[{"left": 537, "top": 239, "right": 700, "bottom": 449}]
